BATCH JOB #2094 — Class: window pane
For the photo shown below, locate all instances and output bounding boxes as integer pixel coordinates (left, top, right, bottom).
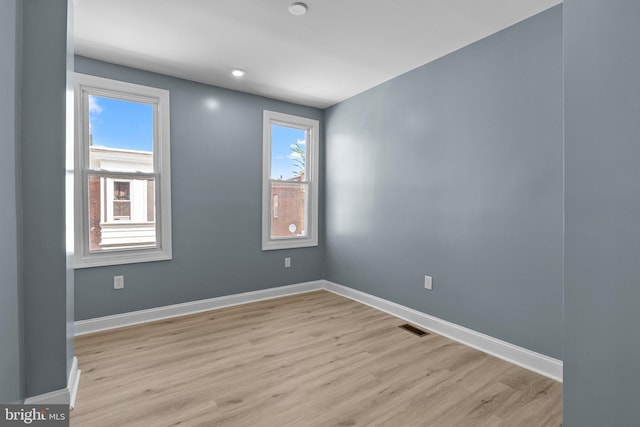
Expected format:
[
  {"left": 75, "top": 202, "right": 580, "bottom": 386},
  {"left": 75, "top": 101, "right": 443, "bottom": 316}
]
[
  {"left": 270, "top": 124, "right": 307, "bottom": 181},
  {"left": 270, "top": 182, "right": 308, "bottom": 239},
  {"left": 88, "top": 174, "right": 157, "bottom": 251},
  {"left": 88, "top": 95, "right": 154, "bottom": 172},
  {"left": 113, "top": 201, "right": 131, "bottom": 219}
]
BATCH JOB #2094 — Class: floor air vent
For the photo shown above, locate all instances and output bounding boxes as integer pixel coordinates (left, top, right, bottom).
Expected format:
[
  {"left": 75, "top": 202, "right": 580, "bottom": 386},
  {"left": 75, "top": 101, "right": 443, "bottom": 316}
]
[{"left": 399, "top": 324, "right": 429, "bottom": 337}]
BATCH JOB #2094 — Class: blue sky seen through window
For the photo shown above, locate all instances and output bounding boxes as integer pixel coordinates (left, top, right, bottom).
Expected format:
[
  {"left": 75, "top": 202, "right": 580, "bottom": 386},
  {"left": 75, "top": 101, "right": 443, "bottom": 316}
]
[
  {"left": 271, "top": 124, "right": 307, "bottom": 181},
  {"left": 89, "top": 95, "right": 153, "bottom": 152}
]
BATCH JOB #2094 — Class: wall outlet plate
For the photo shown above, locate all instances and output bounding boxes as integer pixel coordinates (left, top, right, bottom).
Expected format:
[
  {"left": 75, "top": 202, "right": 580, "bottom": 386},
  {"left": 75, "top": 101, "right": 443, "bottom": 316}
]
[
  {"left": 284, "top": 257, "right": 291, "bottom": 268},
  {"left": 114, "top": 275, "right": 124, "bottom": 290},
  {"left": 424, "top": 275, "right": 433, "bottom": 290}
]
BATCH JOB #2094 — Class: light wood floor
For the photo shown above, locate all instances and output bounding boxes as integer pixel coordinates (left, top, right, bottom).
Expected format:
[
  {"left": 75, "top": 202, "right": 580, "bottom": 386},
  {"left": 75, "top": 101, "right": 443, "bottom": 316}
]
[{"left": 72, "top": 291, "right": 562, "bottom": 426}]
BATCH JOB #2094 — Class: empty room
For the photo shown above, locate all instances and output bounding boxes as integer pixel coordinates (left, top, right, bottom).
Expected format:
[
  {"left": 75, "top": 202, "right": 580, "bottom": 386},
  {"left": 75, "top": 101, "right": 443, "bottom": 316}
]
[{"left": 2, "top": 0, "right": 640, "bottom": 426}]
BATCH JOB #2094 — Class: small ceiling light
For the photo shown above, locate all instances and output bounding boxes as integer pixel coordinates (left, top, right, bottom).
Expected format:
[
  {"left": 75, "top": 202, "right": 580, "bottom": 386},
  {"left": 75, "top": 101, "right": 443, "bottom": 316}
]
[
  {"left": 231, "top": 69, "right": 246, "bottom": 78},
  {"left": 288, "top": 2, "right": 308, "bottom": 16}
]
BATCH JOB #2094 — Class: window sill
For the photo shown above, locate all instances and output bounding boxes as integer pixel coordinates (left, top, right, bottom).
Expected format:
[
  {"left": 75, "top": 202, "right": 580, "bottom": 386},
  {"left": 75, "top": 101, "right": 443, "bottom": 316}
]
[
  {"left": 74, "top": 248, "right": 172, "bottom": 269},
  {"left": 262, "top": 237, "right": 318, "bottom": 251}
]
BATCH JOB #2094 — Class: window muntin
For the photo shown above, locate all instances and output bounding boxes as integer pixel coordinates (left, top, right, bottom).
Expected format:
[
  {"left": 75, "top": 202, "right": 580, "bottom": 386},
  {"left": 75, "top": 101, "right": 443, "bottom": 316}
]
[
  {"left": 75, "top": 74, "right": 171, "bottom": 268},
  {"left": 262, "top": 111, "right": 319, "bottom": 250}
]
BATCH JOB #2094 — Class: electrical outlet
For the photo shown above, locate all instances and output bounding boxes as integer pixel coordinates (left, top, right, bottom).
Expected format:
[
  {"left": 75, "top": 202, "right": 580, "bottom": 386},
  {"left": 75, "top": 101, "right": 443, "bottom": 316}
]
[
  {"left": 284, "top": 257, "right": 291, "bottom": 268},
  {"left": 114, "top": 275, "right": 124, "bottom": 290},
  {"left": 424, "top": 275, "right": 433, "bottom": 290}
]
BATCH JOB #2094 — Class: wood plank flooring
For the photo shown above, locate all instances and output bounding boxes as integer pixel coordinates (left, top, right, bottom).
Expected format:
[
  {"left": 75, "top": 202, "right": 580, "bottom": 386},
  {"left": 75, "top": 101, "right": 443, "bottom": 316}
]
[{"left": 72, "top": 290, "right": 562, "bottom": 426}]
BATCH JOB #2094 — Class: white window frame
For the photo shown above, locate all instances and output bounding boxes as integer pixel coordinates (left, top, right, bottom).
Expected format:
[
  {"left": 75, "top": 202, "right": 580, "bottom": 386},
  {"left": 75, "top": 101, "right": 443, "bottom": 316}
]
[
  {"left": 262, "top": 110, "right": 319, "bottom": 250},
  {"left": 74, "top": 73, "right": 172, "bottom": 268}
]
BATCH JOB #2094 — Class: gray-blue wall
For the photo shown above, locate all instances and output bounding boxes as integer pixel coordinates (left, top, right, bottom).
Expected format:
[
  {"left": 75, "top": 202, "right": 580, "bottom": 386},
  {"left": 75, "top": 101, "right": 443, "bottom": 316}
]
[
  {"left": 325, "top": 6, "right": 563, "bottom": 359},
  {"left": 74, "top": 57, "right": 324, "bottom": 320},
  {"left": 564, "top": 1, "right": 640, "bottom": 425},
  {"left": 0, "top": 0, "right": 24, "bottom": 404},
  {"left": 21, "top": 0, "right": 73, "bottom": 397}
]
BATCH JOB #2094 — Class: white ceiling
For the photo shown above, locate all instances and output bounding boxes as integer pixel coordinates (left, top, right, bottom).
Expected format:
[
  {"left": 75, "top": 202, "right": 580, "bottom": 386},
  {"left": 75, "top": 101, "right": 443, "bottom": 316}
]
[{"left": 74, "top": 0, "right": 561, "bottom": 109}]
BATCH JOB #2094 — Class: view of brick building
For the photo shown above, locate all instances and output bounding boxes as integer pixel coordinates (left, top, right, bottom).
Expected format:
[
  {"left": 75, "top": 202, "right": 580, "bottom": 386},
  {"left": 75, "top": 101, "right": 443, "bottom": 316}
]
[{"left": 271, "top": 173, "right": 307, "bottom": 238}]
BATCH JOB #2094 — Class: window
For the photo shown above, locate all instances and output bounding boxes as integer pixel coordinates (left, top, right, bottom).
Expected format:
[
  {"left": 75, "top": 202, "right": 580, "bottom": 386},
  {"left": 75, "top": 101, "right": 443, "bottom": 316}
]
[
  {"left": 74, "top": 73, "right": 172, "bottom": 267},
  {"left": 262, "top": 111, "right": 319, "bottom": 250},
  {"left": 113, "top": 181, "right": 131, "bottom": 220}
]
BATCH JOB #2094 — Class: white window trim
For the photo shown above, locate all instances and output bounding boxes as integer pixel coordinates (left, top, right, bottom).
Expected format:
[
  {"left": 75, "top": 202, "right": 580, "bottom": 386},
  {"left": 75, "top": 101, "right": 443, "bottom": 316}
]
[
  {"left": 74, "top": 73, "right": 172, "bottom": 268},
  {"left": 262, "top": 110, "right": 319, "bottom": 251}
]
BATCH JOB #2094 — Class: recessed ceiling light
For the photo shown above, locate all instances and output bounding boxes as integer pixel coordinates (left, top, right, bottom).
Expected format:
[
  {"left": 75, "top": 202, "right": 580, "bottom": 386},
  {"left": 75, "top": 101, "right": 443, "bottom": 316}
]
[
  {"left": 231, "top": 69, "right": 246, "bottom": 78},
  {"left": 288, "top": 2, "right": 308, "bottom": 16}
]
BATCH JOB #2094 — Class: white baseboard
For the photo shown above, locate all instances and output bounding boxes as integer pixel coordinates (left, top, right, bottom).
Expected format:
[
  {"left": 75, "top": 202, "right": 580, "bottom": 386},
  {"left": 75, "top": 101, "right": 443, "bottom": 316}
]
[
  {"left": 73, "top": 279, "right": 562, "bottom": 382},
  {"left": 323, "top": 281, "right": 563, "bottom": 382},
  {"left": 75, "top": 280, "right": 325, "bottom": 336},
  {"left": 24, "top": 356, "right": 80, "bottom": 407}
]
